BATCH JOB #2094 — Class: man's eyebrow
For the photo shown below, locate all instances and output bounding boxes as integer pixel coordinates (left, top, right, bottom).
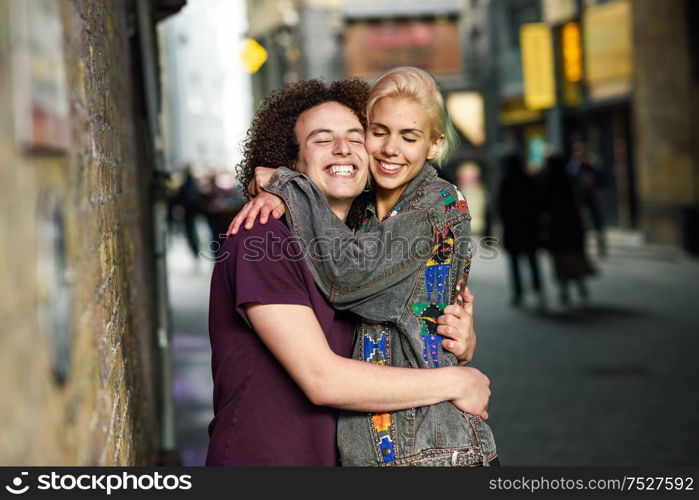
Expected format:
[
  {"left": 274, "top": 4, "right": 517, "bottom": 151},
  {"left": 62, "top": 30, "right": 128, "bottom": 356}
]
[
  {"left": 306, "top": 128, "right": 333, "bottom": 140},
  {"left": 306, "top": 128, "right": 365, "bottom": 140},
  {"left": 370, "top": 122, "right": 424, "bottom": 135}
]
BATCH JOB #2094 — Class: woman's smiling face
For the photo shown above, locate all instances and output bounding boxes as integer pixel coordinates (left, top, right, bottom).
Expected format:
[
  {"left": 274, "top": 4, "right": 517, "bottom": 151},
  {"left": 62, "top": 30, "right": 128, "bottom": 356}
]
[{"left": 365, "top": 96, "right": 441, "bottom": 196}]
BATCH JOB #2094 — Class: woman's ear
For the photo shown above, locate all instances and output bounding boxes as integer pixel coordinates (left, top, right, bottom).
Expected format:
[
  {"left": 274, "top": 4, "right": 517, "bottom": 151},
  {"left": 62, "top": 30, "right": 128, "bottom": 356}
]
[{"left": 427, "top": 135, "right": 445, "bottom": 161}]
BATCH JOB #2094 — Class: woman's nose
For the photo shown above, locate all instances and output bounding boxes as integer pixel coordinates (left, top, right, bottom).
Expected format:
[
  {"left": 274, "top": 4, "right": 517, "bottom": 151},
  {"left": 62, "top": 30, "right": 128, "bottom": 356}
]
[{"left": 382, "top": 136, "right": 398, "bottom": 156}]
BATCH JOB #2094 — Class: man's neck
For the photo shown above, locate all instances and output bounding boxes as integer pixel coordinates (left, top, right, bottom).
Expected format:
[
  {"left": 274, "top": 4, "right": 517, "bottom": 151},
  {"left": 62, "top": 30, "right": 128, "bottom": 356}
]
[{"left": 329, "top": 199, "right": 352, "bottom": 222}]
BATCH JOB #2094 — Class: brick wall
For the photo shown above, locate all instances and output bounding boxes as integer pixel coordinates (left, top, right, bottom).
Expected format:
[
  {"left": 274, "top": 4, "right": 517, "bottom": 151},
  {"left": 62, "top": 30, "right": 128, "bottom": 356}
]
[{"left": 0, "top": 0, "right": 159, "bottom": 464}]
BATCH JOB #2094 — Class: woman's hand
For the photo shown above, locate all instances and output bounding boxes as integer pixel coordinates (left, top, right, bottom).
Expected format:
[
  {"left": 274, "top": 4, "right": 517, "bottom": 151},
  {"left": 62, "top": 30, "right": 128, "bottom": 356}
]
[
  {"left": 227, "top": 192, "right": 286, "bottom": 235},
  {"left": 247, "top": 166, "right": 277, "bottom": 197},
  {"left": 439, "top": 286, "right": 476, "bottom": 365},
  {"left": 451, "top": 366, "right": 490, "bottom": 420}
]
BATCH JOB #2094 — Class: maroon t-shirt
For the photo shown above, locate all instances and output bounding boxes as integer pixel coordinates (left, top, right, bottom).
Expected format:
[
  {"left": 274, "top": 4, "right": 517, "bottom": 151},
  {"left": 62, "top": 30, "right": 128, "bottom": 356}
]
[{"left": 206, "top": 218, "right": 353, "bottom": 466}]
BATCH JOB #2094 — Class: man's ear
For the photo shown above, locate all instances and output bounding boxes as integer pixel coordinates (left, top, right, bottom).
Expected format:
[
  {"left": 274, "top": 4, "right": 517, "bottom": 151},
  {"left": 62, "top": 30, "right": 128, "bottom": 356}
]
[{"left": 427, "top": 135, "right": 445, "bottom": 161}]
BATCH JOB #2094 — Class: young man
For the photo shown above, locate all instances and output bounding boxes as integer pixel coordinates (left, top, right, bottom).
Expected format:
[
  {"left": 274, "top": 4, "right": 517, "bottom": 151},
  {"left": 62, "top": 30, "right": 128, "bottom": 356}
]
[{"left": 206, "top": 79, "right": 489, "bottom": 466}]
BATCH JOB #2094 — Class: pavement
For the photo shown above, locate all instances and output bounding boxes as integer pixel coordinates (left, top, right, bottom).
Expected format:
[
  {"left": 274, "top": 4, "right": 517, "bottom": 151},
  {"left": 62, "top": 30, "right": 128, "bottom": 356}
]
[
  {"left": 167, "top": 227, "right": 216, "bottom": 467},
  {"left": 167, "top": 227, "right": 699, "bottom": 466}
]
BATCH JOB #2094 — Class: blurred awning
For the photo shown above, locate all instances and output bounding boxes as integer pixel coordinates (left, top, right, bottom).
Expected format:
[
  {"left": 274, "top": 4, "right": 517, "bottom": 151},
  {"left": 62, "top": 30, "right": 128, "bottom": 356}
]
[{"left": 344, "top": 0, "right": 460, "bottom": 20}]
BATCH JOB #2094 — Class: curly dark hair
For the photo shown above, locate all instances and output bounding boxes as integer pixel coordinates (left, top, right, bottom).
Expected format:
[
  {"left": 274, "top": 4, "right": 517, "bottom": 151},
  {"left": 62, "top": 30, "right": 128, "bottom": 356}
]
[{"left": 236, "top": 78, "right": 373, "bottom": 227}]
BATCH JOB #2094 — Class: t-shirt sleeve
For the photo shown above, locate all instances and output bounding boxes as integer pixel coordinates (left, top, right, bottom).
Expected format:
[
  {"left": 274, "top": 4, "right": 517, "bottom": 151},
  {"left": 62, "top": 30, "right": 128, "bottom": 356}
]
[{"left": 221, "top": 219, "right": 312, "bottom": 327}]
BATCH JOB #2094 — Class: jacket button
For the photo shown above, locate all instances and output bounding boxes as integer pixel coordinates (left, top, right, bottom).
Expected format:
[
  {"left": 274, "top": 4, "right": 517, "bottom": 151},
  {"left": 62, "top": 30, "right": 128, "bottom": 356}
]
[{"left": 382, "top": 448, "right": 391, "bottom": 456}]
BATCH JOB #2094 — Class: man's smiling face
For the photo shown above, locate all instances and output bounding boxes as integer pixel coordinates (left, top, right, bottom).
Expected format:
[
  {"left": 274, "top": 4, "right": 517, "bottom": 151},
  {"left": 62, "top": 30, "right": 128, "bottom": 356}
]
[{"left": 293, "top": 101, "right": 369, "bottom": 205}]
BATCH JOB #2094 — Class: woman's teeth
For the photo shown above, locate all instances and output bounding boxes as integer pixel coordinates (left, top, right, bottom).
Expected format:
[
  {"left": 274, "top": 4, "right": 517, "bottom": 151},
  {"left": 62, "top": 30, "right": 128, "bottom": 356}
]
[
  {"left": 379, "top": 160, "right": 403, "bottom": 172},
  {"left": 328, "top": 165, "right": 354, "bottom": 176}
]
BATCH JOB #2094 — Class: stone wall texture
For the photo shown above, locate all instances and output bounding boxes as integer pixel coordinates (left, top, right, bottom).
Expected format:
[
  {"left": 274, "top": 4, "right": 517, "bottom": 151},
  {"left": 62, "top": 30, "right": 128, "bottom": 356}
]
[{"left": 0, "top": 0, "right": 159, "bottom": 465}]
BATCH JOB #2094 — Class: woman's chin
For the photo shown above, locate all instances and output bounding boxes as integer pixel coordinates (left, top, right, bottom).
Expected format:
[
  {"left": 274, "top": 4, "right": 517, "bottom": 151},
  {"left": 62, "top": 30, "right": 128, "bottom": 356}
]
[{"left": 373, "top": 178, "right": 403, "bottom": 194}]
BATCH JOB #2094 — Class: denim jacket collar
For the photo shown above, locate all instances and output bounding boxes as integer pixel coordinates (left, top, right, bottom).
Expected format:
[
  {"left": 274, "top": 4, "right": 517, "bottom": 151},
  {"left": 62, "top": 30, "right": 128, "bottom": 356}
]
[
  {"left": 366, "top": 164, "right": 439, "bottom": 222},
  {"left": 397, "top": 164, "right": 439, "bottom": 204}
]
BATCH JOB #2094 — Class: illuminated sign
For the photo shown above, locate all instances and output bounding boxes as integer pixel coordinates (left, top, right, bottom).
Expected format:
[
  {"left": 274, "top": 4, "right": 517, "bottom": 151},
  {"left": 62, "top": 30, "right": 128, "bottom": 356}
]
[
  {"left": 520, "top": 23, "right": 556, "bottom": 110},
  {"left": 584, "top": 0, "right": 633, "bottom": 100},
  {"left": 562, "top": 22, "right": 582, "bottom": 82},
  {"left": 240, "top": 38, "right": 268, "bottom": 74},
  {"left": 345, "top": 19, "right": 462, "bottom": 77}
]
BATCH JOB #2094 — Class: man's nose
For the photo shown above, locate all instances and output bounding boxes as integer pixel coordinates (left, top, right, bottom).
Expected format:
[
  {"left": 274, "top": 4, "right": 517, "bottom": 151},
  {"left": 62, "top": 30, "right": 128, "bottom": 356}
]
[{"left": 333, "top": 137, "right": 351, "bottom": 155}]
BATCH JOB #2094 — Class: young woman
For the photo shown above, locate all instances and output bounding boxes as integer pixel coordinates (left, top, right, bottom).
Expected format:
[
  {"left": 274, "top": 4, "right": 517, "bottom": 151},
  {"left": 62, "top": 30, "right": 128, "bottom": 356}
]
[{"left": 230, "top": 67, "right": 498, "bottom": 466}]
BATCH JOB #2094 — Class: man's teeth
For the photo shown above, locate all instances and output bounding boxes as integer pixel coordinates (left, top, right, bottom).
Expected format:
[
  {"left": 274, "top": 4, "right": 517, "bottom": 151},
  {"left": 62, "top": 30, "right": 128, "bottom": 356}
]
[
  {"left": 380, "top": 161, "right": 403, "bottom": 171},
  {"left": 329, "top": 165, "right": 354, "bottom": 176}
]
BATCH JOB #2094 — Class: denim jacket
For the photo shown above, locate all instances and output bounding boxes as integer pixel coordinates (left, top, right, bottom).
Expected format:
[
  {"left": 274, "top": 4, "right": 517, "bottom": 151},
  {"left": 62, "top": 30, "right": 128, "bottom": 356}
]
[{"left": 265, "top": 165, "right": 497, "bottom": 466}]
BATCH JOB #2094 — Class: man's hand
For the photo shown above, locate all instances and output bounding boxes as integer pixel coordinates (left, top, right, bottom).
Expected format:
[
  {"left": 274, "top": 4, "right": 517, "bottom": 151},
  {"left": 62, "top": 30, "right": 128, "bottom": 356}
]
[
  {"left": 451, "top": 366, "right": 490, "bottom": 420},
  {"left": 439, "top": 286, "right": 476, "bottom": 365},
  {"left": 247, "top": 166, "right": 277, "bottom": 197},
  {"left": 227, "top": 192, "right": 286, "bottom": 235}
]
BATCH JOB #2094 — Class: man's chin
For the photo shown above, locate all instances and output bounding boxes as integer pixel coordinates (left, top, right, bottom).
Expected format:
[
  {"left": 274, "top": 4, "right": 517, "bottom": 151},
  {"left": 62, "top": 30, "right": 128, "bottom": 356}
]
[{"left": 325, "top": 190, "right": 363, "bottom": 203}]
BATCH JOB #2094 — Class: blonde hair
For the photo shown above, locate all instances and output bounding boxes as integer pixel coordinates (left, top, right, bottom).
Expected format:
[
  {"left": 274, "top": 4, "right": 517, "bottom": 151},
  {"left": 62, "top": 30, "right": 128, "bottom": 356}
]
[{"left": 366, "top": 66, "right": 457, "bottom": 166}]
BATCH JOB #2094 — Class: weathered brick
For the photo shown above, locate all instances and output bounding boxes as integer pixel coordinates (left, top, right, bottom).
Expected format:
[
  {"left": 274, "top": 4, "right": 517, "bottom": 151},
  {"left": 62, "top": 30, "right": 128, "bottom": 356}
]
[{"left": 0, "top": 0, "right": 160, "bottom": 464}]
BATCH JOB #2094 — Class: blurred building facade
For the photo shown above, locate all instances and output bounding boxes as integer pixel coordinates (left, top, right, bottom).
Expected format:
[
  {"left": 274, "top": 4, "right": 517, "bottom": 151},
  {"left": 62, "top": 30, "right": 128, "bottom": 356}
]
[
  {"left": 631, "top": 0, "right": 699, "bottom": 248},
  {"left": 245, "top": 0, "right": 698, "bottom": 250},
  {"left": 247, "top": 0, "right": 467, "bottom": 90},
  {"left": 246, "top": 0, "right": 304, "bottom": 104},
  {"left": 0, "top": 0, "right": 184, "bottom": 464},
  {"left": 159, "top": 0, "right": 252, "bottom": 172},
  {"left": 482, "top": 0, "right": 699, "bottom": 249}
]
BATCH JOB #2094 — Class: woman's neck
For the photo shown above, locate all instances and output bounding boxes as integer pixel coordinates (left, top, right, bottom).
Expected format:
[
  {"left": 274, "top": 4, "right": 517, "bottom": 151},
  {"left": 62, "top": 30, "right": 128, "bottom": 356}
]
[{"left": 375, "top": 186, "right": 407, "bottom": 221}]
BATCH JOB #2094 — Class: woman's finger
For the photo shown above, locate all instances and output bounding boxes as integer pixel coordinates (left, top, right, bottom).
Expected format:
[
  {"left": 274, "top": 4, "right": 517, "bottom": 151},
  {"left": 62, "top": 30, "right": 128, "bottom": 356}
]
[
  {"left": 460, "top": 286, "right": 474, "bottom": 313},
  {"left": 437, "top": 324, "right": 454, "bottom": 338},
  {"left": 228, "top": 204, "right": 252, "bottom": 235},
  {"left": 441, "top": 337, "right": 465, "bottom": 357},
  {"left": 271, "top": 206, "right": 285, "bottom": 219},
  {"left": 227, "top": 215, "right": 239, "bottom": 236},
  {"left": 441, "top": 304, "right": 465, "bottom": 320},
  {"left": 244, "top": 200, "right": 264, "bottom": 229},
  {"left": 259, "top": 203, "right": 275, "bottom": 225}
]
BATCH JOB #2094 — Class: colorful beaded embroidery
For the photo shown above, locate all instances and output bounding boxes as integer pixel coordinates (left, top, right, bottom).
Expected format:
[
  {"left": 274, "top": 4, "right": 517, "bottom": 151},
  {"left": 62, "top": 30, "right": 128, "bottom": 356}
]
[
  {"left": 359, "top": 216, "right": 370, "bottom": 230},
  {"left": 412, "top": 303, "right": 447, "bottom": 367},
  {"left": 440, "top": 188, "right": 456, "bottom": 212},
  {"left": 388, "top": 199, "right": 408, "bottom": 219},
  {"left": 363, "top": 182, "right": 469, "bottom": 463},
  {"left": 425, "top": 228, "right": 453, "bottom": 302},
  {"left": 362, "top": 327, "right": 396, "bottom": 463},
  {"left": 456, "top": 189, "right": 469, "bottom": 212}
]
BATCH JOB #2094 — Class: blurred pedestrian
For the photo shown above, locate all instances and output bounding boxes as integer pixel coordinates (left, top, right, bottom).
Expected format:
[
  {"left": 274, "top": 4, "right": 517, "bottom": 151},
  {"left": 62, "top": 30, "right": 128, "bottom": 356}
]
[
  {"left": 567, "top": 142, "right": 607, "bottom": 257},
  {"left": 541, "top": 155, "right": 595, "bottom": 307},
  {"left": 169, "top": 164, "right": 202, "bottom": 260},
  {"left": 497, "top": 153, "right": 545, "bottom": 309}
]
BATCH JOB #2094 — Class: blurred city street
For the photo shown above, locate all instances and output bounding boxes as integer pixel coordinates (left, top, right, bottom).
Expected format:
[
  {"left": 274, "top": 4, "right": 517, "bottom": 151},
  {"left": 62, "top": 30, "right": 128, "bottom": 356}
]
[{"left": 169, "top": 229, "right": 699, "bottom": 466}]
